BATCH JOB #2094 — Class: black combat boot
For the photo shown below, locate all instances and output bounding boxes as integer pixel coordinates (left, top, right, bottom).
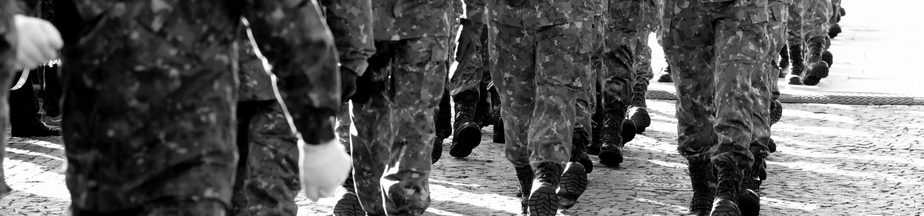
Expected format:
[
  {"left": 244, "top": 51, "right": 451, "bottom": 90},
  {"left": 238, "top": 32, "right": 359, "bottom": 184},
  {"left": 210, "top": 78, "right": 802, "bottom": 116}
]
[
  {"left": 599, "top": 104, "right": 628, "bottom": 167},
  {"left": 686, "top": 156, "right": 715, "bottom": 216},
  {"left": 528, "top": 162, "right": 563, "bottom": 216},
  {"left": 787, "top": 43, "right": 805, "bottom": 85},
  {"left": 450, "top": 91, "right": 483, "bottom": 158},
  {"left": 334, "top": 177, "right": 370, "bottom": 216},
  {"left": 828, "top": 23, "right": 842, "bottom": 39},
  {"left": 588, "top": 108, "right": 603, "bottom": 155},
  {"left": 710, "top": 157, "right": 743, "bottom": 216},
  {"left": 622, "top": 119, "right": 637, "bottom": 143},
  {"left": 432, "top": 138, "right": 443, "bottom": 164},
  {"left": 515, "top": 166, "right": 535, "bottom": 214},
  {"left": 657, "top": 65, "right": 673, "bottom": 83},
  {"left": 628, "top": 107, "right": 650, "bottom": 134},
  {"left": 738, "top": 142, "right": 769, "bottom": 216},
  {"left": 822, "top": 50, "right": 834, "bottom": 68},
  {"left": 770, "top": 100, "right": 783, "bottom": 126},
  {"left": 433, "top": 89, "right": 452, "bottom": 163},
  {"left": 557, "top": 162, "right": 588, "bottom": 209},
  {"left": 802, "top": 37, "right": 830, "bottom": 86},
  {"left": 572, "top": 127, "right": 594, "bottom": 173},
  {"left": 490, "top": 88, "right": 505, "bottom": 144}
]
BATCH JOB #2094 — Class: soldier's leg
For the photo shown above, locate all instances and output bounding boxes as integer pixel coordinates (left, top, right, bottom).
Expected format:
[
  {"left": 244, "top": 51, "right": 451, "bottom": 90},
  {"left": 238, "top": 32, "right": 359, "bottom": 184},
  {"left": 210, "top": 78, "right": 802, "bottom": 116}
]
[
  {"left": 489, "top": 23, "right": 536, "bottom": 214},
  {"left": 787, "top": 0, "right": 806, "bottom": 85},
  {"left": 333, "top": 102, "right": 367, "bottom": 216},
  {"left": 0, "top": 66, "right": 10, "bottom": 196},
  {"left": 449, "top": 20, "right": 487, "bottom": 158},
  {"left": 629, "top": 32, "right": 654, "bottom": 134},
  {"left": 347, "top": 41, "right": 397, "bottom": 216},
  {"left": 433, "top": 87, "right": 451, "bottom": 163},
  {"left": 800, "top": 0, "right": 832, "bottom": 86},
  {"left": 711, "top": 1, "right": 771, "bottom": 214},
  {"left": 9, "top": 68, "right": 60, "bottom": 137},
  {"left": 599, "top": 33, "right": 634, "bottom": 168},
  {"left": 231, "top": 100, "right": 300, "bottom": 216},
  {"left": 381, "top": 36, "right": 449, "bottom": 215},
  {"left": 662, "top": 1, "right": 719, "bottom": 214}
]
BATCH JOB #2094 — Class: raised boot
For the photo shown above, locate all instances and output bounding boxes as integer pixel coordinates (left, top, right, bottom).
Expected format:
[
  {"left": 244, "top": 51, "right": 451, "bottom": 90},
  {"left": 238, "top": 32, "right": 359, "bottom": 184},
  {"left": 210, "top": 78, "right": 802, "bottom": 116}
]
[
  {"left": 557, "top": 162, "right": 588, "bottom": 209},
  {"left": 450, "top": 91, "right": 483, "bottom": 158},
  {"left": 628, "top": 107, "right": 651, "bottom": 134},
  {"left": 770, "top": 100, "right": 783, "bottom": 126},
  {"left": 622, "top": 119, "right": 637, "bottom": 143},
  {"left": 657, "top": 65, "right": 673, "bottom": 83},
  {"left": 528, "top": 162, "right": 563, "bottom": 216},
  {"left": 686, "top": 156, "right": 715, "bottom": 216},
  {"left": 599, "top": 104, "right": 628, "bottom": 167},
  {"left": 821, "top": 50, "right": 834, "bottom": 69},
  {"left": 710, "top": 158, "right": 744, "bottom": 216}
]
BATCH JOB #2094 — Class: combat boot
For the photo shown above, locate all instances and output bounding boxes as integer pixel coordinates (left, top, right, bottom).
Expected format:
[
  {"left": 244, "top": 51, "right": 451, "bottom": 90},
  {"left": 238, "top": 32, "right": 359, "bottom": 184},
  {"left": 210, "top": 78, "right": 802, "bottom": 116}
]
[
  {"left": 528, "top": 162, "right": 563, "bottom": 216},
  {"left": 822, "top": 50, "right": 834, "bottom": 68},
  {"left": 515, "top": 166, "right": 535, "bottom": 214},
  {"left": 710, "top": 157, "right": 743, "bottom": 216},
  {"left": 10, "top": 119, "right": 61, "bottom": 137},
  {"left": 557, "top": 162, "right": 588, "bottom": 209},
  {"left": 686, "top": 156, "right": 715, "bottom": 216},
  {"left": 802, "top": 37, "right": 830, "bottom": 86},
  {"left": 770, "top": 100, "right": 783, "bottom": 126},
  {"left": 572, "top": 127, "right": 594, "bottom": 173},
  {"left": 334, "top": 177, "right": 371, "bottom": 216},
  {"left": 628, "top": 108, "right": 651, "bottom": 135},
  {"left": 657, "top": 66, "right": 673, "bottom": 83},
  {"left": 450, "top": 92, "right": 482, "bottom": 158},
  {"left": 490, "top": 88, "right": 505, "bottom": 144},
  {"left": 787, "top": 43, "right": 805, "bottom": 85},
  {"left": 828, "top": 23, "right": 842, "bottom": 39},
  {"left": 622, "top": 120, "right": 636, "bottom": 144},
  {"left": 493, "top": 118, "right": 505, "bottom": 144},
  {"left": 432, "top": 138, "right": 443, "bottom": 164},
  {"left": 588, "top": 111, "right": 603, "bottom": 155}
]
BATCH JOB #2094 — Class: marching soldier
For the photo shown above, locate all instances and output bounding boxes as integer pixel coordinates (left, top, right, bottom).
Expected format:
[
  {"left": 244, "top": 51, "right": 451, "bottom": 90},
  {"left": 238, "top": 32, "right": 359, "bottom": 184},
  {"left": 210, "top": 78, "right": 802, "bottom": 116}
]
[{"left": 661, "top": 0, "right": 772, "bottom": 215}]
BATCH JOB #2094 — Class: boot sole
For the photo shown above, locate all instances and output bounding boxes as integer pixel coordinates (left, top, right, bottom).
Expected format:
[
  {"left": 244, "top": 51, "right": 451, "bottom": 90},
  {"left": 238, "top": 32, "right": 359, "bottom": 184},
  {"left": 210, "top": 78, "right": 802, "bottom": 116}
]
[
  {"left": 598, "top": 148, "right": 624, "bottom": 168},
  {"left": 450, "top": 125, "right": 482, "bottom": 158},
  {"left": 630, "top": 110, "right": 651, "bottom": 134},
  {"left": 621, "top": 120, "right": 636, "bottom": 144},
  {"left": 738, "top": 189, "right": 761, "bottom": 216},
  {"left": 802, "top": 62, "right": 829, "bottom": 86},
  {"left": 527, "top": 184, "right": 559, "bottom": 216},
  {"left": 557, "top": 163, "right": 588, "bottom": 209}
]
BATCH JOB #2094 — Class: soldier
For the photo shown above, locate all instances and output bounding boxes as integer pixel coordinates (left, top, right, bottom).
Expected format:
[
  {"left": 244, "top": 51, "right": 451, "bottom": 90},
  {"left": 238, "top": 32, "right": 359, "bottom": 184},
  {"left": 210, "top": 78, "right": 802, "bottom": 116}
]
[
  {"left": 447, "top": 0, "right": 494, "bottom": 159},
  {"left": 661, "top": 0, "right": 771, "bottom": 215},
  {"left": 58, "top": 1, "right": 350, "bottom": 215},
  {"left": 333, "top": 1, "right": 453, "bottom": 215},
  {"left": 0, "top": 1, "right": 62, "bottom": 197},
  {"left": 786, "top": 0, "right": 806, "bottom": 85},
  {"left": 488, "top": 0, "right": 602, "bottom": 214},
  {"left": 627, "top": 0, "right": 665, "bottom": 134},
  {"left": 799, "top": 0, "right": 833, "bottom": 86}
]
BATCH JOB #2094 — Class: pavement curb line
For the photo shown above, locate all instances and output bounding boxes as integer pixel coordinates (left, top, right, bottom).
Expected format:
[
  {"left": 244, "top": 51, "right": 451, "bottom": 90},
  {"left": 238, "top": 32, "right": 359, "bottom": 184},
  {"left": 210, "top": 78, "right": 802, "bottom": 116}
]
[{"left": 646, "top": 90, "right": 924, "bottom": 105}]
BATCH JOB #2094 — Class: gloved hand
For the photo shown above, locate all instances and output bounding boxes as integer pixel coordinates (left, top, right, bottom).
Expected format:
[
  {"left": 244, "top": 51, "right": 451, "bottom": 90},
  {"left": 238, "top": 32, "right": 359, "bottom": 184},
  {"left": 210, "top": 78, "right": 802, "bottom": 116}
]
[
  {"left": 341, "top": 68, "right": 357, "bottom": 102},
  {"left": 299, "top": 138, "right": 352, "bottom": 202},
  {"left": 14, "top": 15, "right": 62, "bottom": 70}
]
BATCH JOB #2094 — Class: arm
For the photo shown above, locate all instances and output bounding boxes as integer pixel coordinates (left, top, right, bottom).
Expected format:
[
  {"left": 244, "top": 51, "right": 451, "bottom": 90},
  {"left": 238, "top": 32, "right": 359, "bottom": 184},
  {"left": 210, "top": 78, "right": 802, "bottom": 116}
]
[
  {"left": 318, "top": 0, "right": 374, "bottom": 101},
  {"left": 242, "top": 0, "right": 340, "bottom": 145}
]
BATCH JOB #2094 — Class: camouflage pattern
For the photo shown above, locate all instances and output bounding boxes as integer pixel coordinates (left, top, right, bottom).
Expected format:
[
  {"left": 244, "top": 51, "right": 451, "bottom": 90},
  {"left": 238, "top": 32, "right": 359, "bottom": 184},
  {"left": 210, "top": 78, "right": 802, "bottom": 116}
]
[
  {"left": 342, "top": 2, "right": 453, "bottom": 214},
  {"left": 60, "top": 0, "right": 340, "bottom": 215},
  {"left": 372, "top": 1, "right": 453, "bottom": 41},
  {"left": 231, "top": 101, "right": 300, "bottom": 216},
  {"left": 450, "top": 0, "right": 493, "bottom": 130},
  {"left": 0, "top": 0, "right": 17, "bottom": 196},
  {"left": 662, "top": 0, "right": 771, "bottom": 167},
  {"left": 598, "top": 0, "right": 646, "bottom": 148},
  {"left": 768, "top": 0, "right": 789, "bottom": 101},
  {"left": 787, "top": 0, "right": 804, "bottom": 48},
  {"left": 230, "top": 31, "right": 301, "bottom": 216},
  {"left": 630, "top": 0, "right": 663, "bottom": 108},
  {"left": 319, "top": 0, "right": 375, "bottom": 77},
  {"left": 487, "top": 0, "right": 604, "bottom": 169},
  {"left": 801, "top": 0, "right": 832, "bottom": 44}
]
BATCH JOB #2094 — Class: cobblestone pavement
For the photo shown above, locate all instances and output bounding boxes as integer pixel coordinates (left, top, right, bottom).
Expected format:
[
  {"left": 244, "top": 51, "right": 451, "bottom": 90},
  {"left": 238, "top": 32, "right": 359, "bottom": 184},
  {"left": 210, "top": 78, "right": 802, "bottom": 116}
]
[{"left": 2, "top": 100, "right": 922, "bottom": 215}]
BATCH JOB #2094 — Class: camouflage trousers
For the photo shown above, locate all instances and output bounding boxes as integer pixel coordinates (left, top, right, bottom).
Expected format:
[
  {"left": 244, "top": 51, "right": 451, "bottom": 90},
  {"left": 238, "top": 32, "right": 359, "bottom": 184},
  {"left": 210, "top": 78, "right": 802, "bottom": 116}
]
[
  {"left": 450, "top": 19, "right": 494, "bottom": 125},
  {"left": 231, "top": 100, "right": 300, "bottom": 216},
  {"left": 489, "top": 22, "right": 597, "bottom": 169},
  {"left": 341, "top": 36, "right": 449, "bottom": 216},
  {"left": 768, "top": 0, "right": 789, "bottom": 100},
  {"left": 662, "top": 0, "right": 771, "bottom": 168},
  {"left": 631, "top": 31, "right": 654, "bottom": 108}
]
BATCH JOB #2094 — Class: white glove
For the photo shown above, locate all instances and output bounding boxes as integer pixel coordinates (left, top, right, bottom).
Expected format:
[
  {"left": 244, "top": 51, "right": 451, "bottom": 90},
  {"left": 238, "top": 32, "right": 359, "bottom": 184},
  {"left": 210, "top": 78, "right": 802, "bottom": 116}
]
[
  {"left": 299, "top": 138, "right": 352, "bottom": 202},
  {"left": 13, "top": 15, "right": 62, "bottom": 70}
]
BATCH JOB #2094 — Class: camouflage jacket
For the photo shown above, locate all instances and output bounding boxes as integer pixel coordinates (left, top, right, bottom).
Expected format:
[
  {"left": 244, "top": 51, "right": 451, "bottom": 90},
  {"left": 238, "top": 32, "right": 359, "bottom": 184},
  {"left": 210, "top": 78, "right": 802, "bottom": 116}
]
[
  {"left": 320, "top": 0, "right": 375, "bottom": 76},
  {"left": 372, "top": 0, "right": 454, "bottom": 41},
  {"left": 490, "top": 0, "right": 606, "bottom": 28},
  {"left": 65, "top": 0, "right": 340, "bottom": 144}
]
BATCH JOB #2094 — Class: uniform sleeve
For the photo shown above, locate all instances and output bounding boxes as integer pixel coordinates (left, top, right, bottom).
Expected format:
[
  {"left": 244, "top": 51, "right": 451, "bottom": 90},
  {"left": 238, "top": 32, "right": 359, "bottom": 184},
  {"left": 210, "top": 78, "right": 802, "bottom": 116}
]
[
  {"left": 319, "top": 0, "right": 375, "bottom": 76},
  {"left": 242, "top": 0, "right": 341, "bottom": 145}
]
